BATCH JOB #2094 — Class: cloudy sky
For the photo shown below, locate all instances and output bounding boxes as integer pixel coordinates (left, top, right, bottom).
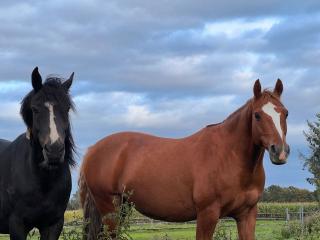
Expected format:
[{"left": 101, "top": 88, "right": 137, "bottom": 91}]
[{"left": 0, "top": 0, "right": 319, "bottom": 192}]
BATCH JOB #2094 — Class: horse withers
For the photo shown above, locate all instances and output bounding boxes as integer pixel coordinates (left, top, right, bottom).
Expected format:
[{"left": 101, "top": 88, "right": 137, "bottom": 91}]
[
  {"left": 80, "top": 79, "right": 290, "bottom": 240},
  {"left": 0, "top": 67, "right": 76, "bottom": 240}
]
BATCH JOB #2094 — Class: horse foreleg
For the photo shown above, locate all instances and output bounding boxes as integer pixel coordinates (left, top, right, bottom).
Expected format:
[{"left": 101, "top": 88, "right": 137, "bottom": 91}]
[
  {"left": 8, "top": 215, "right": 28, "bottom": 240},
  {"left": 196, "top": 205, "right": 220, "bottom": 240},
  {"left": 39, "top": 218, "right": 64, "bottom": 240},
  {"left": 236, "top": 205, "right": 257, "bottom": 240}
]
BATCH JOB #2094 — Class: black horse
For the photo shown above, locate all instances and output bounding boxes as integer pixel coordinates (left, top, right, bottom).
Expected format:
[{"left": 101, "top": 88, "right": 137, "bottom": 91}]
[{"left": 0, "top": 67, "right": 75, "bottom": 240}]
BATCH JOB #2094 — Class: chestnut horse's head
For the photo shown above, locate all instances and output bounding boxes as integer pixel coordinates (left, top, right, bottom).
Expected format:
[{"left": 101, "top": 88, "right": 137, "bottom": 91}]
[{"left": 251, "top": 79, "right": 290, "bottom": 165}]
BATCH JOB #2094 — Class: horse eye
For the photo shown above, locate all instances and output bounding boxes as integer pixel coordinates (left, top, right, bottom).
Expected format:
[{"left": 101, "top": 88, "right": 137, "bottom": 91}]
[
  {"left": 285, "top": 111, "right": 289, "bottom": 118},
  {"left": 254, "top": 112, "right": 261, "bottom": 121}
]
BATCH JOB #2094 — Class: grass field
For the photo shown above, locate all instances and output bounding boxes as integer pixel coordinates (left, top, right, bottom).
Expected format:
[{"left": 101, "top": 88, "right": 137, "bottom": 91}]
[
  {"left": 0, "top": 220, "right": 288, "bottom": 240},
  {"left": 2, "top": 203, "right": 319, "bottom": 240},
  {"left": 128, "top": 220, "right": 287, "bottom": 240}
]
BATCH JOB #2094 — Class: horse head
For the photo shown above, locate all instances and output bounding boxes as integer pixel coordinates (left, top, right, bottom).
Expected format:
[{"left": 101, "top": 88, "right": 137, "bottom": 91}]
[
  {"left": 21, "top": 67, "right": 75, "bottom": 170},
  {"left": 251, "top": 79, "right": 290, "bottom": 165}
]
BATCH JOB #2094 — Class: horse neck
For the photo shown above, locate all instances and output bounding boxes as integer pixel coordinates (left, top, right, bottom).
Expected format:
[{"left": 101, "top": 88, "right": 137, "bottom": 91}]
[{"left": 219, "top": 100, "right": 264, "bottom": 169}]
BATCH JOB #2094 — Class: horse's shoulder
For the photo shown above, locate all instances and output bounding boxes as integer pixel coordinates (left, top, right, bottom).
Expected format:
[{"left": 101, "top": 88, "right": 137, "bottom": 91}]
[{"left": 0, "top": 133, "right": 30, "bottom": 166}]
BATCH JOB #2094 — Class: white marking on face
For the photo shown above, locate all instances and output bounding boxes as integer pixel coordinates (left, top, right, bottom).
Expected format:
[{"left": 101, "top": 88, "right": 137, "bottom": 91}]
[
  {"left": 262, "top": 102, "right": 283, "bottom": 140},
  {"left": 44, "top": 102, "right": 59, "bottom": 143}
]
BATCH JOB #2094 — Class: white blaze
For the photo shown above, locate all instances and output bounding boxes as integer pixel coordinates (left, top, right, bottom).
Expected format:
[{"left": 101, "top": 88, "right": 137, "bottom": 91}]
[
  {"left": 262, "top": 102, "right": 283, "bottom": 140},
  {"left": 44, "top": 102, "right": 59, "bottom": 143}
]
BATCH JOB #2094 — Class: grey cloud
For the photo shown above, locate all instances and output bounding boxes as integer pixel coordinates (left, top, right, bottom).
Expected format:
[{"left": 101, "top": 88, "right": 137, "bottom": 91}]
[{"left": 0, "top": 0, "right": 319, "bottom": 191}]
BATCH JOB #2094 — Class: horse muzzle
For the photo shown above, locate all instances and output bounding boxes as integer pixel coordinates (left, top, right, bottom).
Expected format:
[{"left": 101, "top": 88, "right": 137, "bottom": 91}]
[
  {"left": 268, "top": 144, "right": 290, "bottom": 165},
  {"left": 41, "top": 142, "right": 65, "bottom": 169}
]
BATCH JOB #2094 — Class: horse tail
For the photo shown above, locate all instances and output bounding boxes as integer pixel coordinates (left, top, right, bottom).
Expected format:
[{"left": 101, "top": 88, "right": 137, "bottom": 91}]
[{"left": 79, "top": 167, "right": 102, "bottom": 240}]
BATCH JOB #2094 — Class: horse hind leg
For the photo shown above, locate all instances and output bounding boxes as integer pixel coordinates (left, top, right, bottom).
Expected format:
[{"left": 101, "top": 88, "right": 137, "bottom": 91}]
[
  {"left": 100, "top": 193, "right": 132, "bottom": 239},
  {"left": 95, "top": 195, "right": 123, "bottom": 239},
  {"left": 82, "top": 183, "right": 131, "bottom": 240}
]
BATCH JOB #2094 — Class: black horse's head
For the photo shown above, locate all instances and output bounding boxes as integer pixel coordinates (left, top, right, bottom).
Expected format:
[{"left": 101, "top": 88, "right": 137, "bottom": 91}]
[{"left": 21, "top": 67, "right": 76, "bottom": 170}]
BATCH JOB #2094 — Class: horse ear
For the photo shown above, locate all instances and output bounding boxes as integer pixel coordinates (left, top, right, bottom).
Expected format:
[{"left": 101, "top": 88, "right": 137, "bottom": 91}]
[
  {"left": 63, "top": 72, "right": 74, "bottom": 91},
  {"left": 31, "top": 67, "right": 42, "bottom": 92},
  {"left": 274, "top": 79, "right": 283, "bottom": 97},
  {"left": 253, "top": 79, "right": 262, "bottom": 99}
]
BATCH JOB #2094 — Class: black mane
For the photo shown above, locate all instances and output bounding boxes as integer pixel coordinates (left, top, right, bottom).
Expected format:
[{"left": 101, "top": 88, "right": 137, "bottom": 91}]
[{"left": 20, "top": 76, "right": 76, "bottom": 167}]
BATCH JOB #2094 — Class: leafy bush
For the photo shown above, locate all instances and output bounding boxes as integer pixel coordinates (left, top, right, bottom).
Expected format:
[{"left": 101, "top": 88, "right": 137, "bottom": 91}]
[
  {"left": 97, "top": 190, "right": 135, "bottom": 240},
  {"left": 280, "top": 211, "right": 320, "bottom": 239},
  {"left": 213, "top": 223, "right": 233, "bottom": 240}
]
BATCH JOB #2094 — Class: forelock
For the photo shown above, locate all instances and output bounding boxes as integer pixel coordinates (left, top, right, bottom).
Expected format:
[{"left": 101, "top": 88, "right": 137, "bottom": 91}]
[
  {"left": 39, "top": 76, "right": 75, "bottom": 111},
  {"left": 261, "top": 89, "right": 283, "bottom": 107}
]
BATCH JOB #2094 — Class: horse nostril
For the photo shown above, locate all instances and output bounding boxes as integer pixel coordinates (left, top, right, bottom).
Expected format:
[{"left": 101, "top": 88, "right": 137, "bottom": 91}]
[
  {"left": 270, "top": 145, "right": 276, "bottom": 153},
  {"left": 44, "top": 143, "right": 64, "bottom": 155}
]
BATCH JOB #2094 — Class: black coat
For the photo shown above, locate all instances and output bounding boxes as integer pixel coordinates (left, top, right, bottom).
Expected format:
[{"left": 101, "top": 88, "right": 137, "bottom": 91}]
[{"left": 0, "top": 134, "right": 71, "bottom": 238}]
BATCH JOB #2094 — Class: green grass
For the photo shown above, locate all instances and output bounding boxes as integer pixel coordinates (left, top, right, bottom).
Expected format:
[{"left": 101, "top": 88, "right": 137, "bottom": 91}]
[
  {"left": 2, "top": 202, "right": 318, "bottom": 240},
  {"left": 0, "top": 220, "right": 287, "bottom": 240},
  {"left": 128, "top": 220, "right": 286, "bottom": 240}
]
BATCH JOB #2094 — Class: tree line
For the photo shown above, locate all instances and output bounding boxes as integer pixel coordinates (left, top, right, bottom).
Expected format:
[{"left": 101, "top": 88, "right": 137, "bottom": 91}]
[{"left": 261, "top": 185, "right": 316, "bottom": 202}]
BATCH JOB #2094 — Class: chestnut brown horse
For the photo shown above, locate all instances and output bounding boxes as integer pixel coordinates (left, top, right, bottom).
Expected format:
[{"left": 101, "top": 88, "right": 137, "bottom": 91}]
[{"left": 80, "top": 79, "right": 290, "bottom": 240}]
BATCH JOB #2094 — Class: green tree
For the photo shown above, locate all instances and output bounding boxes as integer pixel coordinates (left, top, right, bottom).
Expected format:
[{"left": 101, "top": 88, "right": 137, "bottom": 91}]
[
  {"left": 261, "top": 185, "right": 315, "bottom": 202},
  {"left": 301, "top": 113, "right": 320, "bottom": 202}
]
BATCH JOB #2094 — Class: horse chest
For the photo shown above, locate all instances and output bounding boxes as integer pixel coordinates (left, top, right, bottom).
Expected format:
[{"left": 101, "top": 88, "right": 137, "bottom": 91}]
[
  {"left": 14, "top": 187, "right": 69, "bottom": 226},
  {"left": 6, "top": 170, "right": 71, "bottom": 223},
  {"left": 220, "top": 188, "right": 262, "bottom": 218}
]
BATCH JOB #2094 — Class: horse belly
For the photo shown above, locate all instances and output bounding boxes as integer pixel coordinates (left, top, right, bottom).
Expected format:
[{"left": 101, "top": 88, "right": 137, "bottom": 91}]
[
  {"left": 125, "top": 179, "right": 196, "bottom": 222},
  {"left": 134, "top": 197, "right": 196, "bottom": 222}
]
